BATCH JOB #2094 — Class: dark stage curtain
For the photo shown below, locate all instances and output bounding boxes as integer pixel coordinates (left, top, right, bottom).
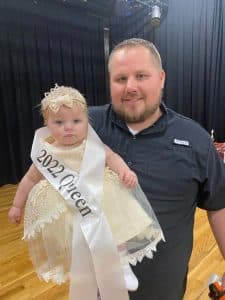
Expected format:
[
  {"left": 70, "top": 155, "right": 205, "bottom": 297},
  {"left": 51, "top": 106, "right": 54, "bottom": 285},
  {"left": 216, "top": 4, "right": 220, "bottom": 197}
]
[
  {"left": 110, "top": 0, "right": 225, "bottom": 141},
  {"left": 0, "top": 0, "right": 107, "bottom": 185},
  {"left": 1, "top": 0, "right": 225, "bottom": 185}
]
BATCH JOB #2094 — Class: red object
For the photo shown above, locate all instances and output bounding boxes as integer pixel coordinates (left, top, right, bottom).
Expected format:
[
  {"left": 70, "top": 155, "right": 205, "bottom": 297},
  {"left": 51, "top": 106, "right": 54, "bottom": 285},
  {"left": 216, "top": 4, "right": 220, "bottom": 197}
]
[
  {"left": 209, "top": 282, "right": 225, "bottom": 299},
  {"left": 214, "top": 142, "right": 225, "bottom": 160}
]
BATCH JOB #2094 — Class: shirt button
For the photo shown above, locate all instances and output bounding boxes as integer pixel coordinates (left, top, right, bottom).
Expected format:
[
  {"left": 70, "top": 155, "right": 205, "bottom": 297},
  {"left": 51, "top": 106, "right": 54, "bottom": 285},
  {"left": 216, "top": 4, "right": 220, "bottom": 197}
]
[
  {"left": 127, "top": 161, "right": 132, "bottom": 166},
  {"left": 132, "top": 136, "right": 136, "bottom": 140}
]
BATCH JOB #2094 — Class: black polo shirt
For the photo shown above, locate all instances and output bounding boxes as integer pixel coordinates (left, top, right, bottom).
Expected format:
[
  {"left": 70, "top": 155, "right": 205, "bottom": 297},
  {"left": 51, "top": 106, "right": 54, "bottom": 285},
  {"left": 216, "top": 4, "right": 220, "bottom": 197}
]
[{"left": 89, "top": 103, "right": 225, "bottom": 300}]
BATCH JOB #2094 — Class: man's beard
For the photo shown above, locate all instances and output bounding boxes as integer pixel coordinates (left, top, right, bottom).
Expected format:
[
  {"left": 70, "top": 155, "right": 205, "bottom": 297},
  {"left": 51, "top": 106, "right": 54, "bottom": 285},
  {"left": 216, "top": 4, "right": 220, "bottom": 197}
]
[{"left": 112, "top": 100, "right": 161, "bottom": 124}]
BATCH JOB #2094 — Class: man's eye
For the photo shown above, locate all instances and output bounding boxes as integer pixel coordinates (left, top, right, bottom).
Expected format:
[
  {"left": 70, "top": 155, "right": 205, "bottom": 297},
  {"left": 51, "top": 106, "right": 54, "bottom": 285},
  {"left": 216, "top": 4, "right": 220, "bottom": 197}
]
[
  {"left": 116, "top": 77, "right": 127, "bottom": 83},
  {"left": 137, "top": 74, "right": 148, "bottom": 79}
]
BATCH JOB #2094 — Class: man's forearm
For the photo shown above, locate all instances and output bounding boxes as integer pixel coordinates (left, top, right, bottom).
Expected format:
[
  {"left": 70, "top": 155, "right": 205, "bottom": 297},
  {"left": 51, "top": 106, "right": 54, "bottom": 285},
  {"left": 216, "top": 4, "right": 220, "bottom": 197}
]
[{"left": 207, "top": 208, "right": 225, "bottom": 259}]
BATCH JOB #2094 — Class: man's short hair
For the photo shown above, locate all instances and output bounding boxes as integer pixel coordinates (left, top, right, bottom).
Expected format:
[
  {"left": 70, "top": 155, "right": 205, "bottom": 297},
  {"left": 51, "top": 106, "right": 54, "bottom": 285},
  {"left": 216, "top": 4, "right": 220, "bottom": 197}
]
[{"left": 108, "top": 38, "right": 162, "bottom": 70}]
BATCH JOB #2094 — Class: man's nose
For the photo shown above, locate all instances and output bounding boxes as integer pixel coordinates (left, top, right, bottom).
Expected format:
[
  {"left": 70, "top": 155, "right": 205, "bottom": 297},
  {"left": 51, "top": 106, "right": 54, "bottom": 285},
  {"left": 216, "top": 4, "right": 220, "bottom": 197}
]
[{"left": 125, "top": 77, "right": 138, "bottom": 93}]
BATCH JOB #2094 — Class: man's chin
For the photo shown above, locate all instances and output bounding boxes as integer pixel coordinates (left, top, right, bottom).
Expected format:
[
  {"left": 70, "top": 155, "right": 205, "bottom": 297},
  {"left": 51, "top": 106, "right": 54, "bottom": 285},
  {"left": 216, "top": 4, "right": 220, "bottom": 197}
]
[
  {"left": 113, "top": 103, "right": 160, "bottom": 124},
  {"left": 124, "top": 115, "right": 145, "bottom": 123},
  {"left": 114, "top": 109, "right": 148, "bottom": 123}
]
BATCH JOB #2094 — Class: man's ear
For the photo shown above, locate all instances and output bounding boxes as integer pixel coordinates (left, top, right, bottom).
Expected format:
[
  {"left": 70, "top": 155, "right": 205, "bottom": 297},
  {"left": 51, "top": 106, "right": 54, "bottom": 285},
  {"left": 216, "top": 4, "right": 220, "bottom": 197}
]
[{"left": 160, "top": 70, "right": 166, "bottom": 89}]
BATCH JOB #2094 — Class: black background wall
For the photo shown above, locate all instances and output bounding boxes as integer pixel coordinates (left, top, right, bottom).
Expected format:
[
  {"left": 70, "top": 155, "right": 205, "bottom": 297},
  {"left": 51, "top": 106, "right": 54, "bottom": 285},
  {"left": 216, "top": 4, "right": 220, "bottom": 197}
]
[
  {"left": 0, "top": 0, "right": 107, "bottom": 184},
  {"left": 0, "top": 0, "right": 225, "bottom": 185},
  {"left": 110, "top": 0, "right": 225, "bottom": 137}
]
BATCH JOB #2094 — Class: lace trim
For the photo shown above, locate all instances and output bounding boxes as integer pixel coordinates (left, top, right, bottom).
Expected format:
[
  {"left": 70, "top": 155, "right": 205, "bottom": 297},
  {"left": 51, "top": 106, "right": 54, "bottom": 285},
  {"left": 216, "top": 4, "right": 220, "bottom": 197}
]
[
  {"left": 23, "top": 203, "right": 68, "bottom": 240},
  {"left": 124, "top": 231, "right": 165, "bottom": 266},
  {"left": 104, "top": 167, "right": 120, "bottom": 182},
  {"left": 37, "top": 265, "right": 69, "bottom": 285}
]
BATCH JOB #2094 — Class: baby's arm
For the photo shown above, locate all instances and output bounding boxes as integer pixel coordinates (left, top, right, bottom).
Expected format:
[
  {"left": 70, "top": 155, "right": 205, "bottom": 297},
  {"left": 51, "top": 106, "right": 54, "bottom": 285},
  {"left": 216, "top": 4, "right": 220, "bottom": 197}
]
[
  {"left": 8, "top": 164, "right": 42, "bottom": 224},
  {"left": 105, "top": 145, "right": 138, "bottom": 188}
]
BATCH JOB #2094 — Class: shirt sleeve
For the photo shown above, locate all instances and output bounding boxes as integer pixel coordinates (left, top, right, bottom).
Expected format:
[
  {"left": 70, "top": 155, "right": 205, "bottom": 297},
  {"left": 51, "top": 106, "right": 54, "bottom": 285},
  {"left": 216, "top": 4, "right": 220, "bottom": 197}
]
[{"left": 198, "top": 142, "right": 225, "bottom": 210}]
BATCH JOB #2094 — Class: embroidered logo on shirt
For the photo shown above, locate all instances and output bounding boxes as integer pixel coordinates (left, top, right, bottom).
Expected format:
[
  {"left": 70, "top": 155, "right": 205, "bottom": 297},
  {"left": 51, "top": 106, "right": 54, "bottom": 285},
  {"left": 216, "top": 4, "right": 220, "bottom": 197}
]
[{"left": 173, "top": 138, "right": 190, "bottom": 146}]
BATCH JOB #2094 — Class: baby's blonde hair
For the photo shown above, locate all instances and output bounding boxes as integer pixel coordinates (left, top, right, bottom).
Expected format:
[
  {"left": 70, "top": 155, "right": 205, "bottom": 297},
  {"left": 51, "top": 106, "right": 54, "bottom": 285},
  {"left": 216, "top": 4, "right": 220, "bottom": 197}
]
[{"left": 41, "top": 84, "right": 87, "bottom": 122}]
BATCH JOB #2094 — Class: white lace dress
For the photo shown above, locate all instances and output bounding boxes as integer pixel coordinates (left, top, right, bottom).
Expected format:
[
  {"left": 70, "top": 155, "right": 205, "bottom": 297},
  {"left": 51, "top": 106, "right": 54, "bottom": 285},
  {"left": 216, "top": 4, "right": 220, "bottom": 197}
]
[{"left": 23, "top": 140, "right": 164, "bottom": 284}]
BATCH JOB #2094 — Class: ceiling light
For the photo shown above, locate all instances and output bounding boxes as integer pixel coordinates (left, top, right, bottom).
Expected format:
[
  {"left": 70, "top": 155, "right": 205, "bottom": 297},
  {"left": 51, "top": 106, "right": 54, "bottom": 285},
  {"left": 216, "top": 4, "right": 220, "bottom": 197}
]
[{"left": 150, "top": 5, "right": 161, "bottom": 27}]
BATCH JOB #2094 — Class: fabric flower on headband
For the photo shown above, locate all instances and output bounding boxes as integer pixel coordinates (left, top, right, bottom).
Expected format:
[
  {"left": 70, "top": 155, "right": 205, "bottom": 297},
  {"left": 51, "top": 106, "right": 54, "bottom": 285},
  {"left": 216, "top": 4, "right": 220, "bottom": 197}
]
[{"left": 41, "top": 94, "right": 76, "bottom": 113}]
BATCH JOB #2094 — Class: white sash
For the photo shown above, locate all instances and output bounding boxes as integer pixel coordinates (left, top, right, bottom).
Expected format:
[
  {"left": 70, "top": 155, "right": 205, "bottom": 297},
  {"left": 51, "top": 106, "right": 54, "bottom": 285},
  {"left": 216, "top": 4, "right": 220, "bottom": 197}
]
[{"left": 31, "top": 126, "right": 129, "bottom": 300}]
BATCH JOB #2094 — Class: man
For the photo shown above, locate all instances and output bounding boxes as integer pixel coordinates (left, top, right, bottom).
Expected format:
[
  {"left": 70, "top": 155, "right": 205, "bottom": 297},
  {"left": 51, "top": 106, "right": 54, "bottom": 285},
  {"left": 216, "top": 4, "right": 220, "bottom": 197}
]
[{"left": 89, "top": 38, "right": 225, "bottom": 299}]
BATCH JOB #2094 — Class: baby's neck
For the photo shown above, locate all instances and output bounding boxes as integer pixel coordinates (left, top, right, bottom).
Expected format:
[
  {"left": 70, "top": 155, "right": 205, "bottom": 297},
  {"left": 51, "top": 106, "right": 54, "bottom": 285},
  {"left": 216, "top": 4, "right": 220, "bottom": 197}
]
[{"left": 52, "top": 140, "right": 85, "bottom": 148}]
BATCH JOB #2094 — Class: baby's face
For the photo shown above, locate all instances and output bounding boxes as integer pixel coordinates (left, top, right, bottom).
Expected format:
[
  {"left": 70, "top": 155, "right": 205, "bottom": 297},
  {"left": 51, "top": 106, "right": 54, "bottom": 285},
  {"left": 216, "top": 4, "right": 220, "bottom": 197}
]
[{"left": 46, "top": 104, "right": 88, "bottom": 147}]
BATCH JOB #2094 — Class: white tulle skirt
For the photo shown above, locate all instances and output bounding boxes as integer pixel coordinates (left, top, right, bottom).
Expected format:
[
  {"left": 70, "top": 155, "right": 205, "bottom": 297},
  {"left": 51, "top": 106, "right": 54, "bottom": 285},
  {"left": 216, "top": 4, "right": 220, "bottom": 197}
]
[{"left": 23, "top": 168, "right": 164, "bottom": 284}]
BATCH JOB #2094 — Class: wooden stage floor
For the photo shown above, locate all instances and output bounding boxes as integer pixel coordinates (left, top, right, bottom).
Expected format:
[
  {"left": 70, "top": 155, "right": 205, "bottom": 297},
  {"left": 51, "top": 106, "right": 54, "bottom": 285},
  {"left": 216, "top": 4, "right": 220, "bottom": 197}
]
[{"left": 0, "top": 184, "right": 224, "bottom": 299}]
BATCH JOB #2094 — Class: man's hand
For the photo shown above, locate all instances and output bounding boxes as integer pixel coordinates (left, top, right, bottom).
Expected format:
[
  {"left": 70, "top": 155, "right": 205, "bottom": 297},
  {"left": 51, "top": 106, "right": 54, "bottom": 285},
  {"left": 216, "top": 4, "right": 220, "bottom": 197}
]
[{"left": 222, "top": 273, "right": 225, "bottom": 290}]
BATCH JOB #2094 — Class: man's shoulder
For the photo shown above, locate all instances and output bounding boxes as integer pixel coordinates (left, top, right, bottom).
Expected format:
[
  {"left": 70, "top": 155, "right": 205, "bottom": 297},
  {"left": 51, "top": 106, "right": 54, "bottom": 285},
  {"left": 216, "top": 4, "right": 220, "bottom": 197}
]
[
  {"left": 88, "top": 104, "right": 112, "bottom": 128},
  {"left": 89, "top": 104, "right": 111, "bottom": 115},
  {"left": 166, "top": 107, "right": 211, "bottom": 147},
  {"left": 168, "top": 108, "right": 208, "bottom": 134}
]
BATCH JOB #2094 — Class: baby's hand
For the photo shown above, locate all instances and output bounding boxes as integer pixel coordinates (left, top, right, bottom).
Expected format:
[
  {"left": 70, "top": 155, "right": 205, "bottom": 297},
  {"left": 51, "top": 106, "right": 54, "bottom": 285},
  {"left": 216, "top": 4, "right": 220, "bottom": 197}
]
[
  {"left": 119, "top": 169, "right": 138, "bottom": 188},
  {"left": 8, "top": 206, "right": 22, "bottom": 224}
]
